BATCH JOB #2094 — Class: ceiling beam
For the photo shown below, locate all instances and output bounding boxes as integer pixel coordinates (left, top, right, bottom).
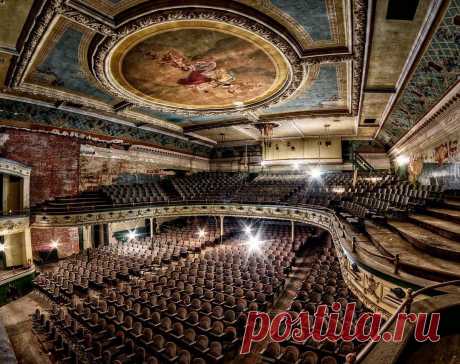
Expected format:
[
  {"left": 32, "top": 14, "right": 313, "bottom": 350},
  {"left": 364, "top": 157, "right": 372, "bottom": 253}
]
[{"left": 231, "top": 125, "right": 260, "bottom": 140}]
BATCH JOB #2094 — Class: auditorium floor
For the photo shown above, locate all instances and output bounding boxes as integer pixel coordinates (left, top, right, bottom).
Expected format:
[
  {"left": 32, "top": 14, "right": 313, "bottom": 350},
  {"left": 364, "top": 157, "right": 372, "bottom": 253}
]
[{"left": 0, "top": 292, "right": 51, "bottom": 364}]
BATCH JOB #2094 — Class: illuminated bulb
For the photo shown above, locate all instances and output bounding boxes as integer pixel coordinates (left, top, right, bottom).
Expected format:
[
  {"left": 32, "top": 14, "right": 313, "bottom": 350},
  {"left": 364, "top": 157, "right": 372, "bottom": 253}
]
[
  {"left": 198, "top": 229, "right": 206, "bottom": 238},
  {"left": 310, "top": 167, "right": 322, "bottom": 179},
  {"left": 247, "top": 235, "right": 262, "bottom": 252},
  {"left": 127, "top": 230, "right": 137, "bottom": 241},
  {"left": 261, "top": 160, "right": 267, "bottom": 167},
  {"left": 0, "top": 244, "right": 4, "bottom": 252},
  {"left": 244, "top": 225, "right": 252, "bottom": 234},
  {"left": 293, "top": 162, "right": 299, "bottom": 170},
  {"left": 395, "top": 155, "right": 410, "bottom": 166},
  {"left": 51, "top": 240, "right": 59, "bottom": 249}
]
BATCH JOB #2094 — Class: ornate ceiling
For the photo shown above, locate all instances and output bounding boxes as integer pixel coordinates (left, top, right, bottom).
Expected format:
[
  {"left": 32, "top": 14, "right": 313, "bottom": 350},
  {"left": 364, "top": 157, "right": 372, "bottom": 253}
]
[{"left": 0, "top": 0, "right": 456, "bottom": 152}]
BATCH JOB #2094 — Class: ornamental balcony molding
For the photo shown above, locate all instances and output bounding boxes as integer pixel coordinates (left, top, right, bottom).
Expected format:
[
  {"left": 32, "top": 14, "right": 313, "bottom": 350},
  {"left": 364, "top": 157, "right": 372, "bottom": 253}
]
[
  {"left": 33, "top": 202, "right": 442, "bottom": 317},
  {"left": 0, "top": 216, "right": 30, "bottom": 235},
  {"left": 0, "top": 157, "right": 31, "bottom": 178}
]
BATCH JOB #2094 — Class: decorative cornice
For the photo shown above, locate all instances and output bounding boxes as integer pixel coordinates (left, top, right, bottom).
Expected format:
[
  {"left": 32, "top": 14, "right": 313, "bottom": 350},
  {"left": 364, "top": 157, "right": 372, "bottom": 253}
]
[
  {"left": 375, "top": 0, "right": 446, "bottom": 140},
  {"left": 92, "top": 8, "right": 306, "bottom": 116},
  {"left": 0, "top": 157, "right": 32, "bottom": 177},
  {"left": 389, "top": 83, "right": 460, "bottom": 157},
  {"left": 57, "top": 3, "right": 115, "bottom": 35},
  {"left": 302, "top": 53, "right": 353, "bottom": 65},
  {"left": 8, "top": 0, "right": 64, "bottom": 88},
  {"left": 351, "top": 0, "right": 368, "bottom": 116}
]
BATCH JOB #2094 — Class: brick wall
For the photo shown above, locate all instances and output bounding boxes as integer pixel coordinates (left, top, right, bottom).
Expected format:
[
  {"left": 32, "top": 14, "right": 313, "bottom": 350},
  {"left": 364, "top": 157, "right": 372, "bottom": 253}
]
[
  {"left": 0, "top": 130, "right": 80, "bottom": 205},
  {"left": 30, "top": 227, "right": 79, "bottom": 258}
]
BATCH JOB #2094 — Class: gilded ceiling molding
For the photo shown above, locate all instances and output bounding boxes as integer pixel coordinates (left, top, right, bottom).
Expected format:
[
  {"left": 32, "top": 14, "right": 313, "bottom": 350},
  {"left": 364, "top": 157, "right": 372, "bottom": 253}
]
[
  {"left": 302, "top": 53, "right": 352, "bottom": 65},
  {"left": 350, "top": 0, "right": 368, "bottom": 115},
  {"left": 92, "top": 8, "right": 306, "bottom": 116},
  {"left": 8, "top": 0, "right": 64, "bottom": 88},
  {"left": 57, "top": 4, "right": 115, "bottom": 36}
]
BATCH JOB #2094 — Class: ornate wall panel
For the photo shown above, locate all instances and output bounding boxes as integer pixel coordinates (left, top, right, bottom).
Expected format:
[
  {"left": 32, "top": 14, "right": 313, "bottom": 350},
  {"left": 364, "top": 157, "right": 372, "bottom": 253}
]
[{"left": 378, "top": 0, "right": 460, "bottom": 147}]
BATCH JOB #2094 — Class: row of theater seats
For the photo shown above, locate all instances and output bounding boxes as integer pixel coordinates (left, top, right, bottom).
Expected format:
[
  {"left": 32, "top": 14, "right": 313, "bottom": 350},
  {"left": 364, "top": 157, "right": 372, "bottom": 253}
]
[
  {"left": 34, "top": 172, "right": 445, "bottom": 222},
  {"left": 36, "top": 218, "right": 224, "bottom": 299},
  {"left": 102, "top": 182, "right": 168, "bottom": 205},
  {"left": 341, "top": 181, "right": 443, "bottom": 218},
  {"left": 171, "top": 172, "right": 246, "bottom": 201},
  {"left": 231, "top": 174, "right": 305, "bottom": 203},
  {"left": 32, "top": 219, "right": 366, "bottom": 363},
  {"left": 259, "top": 238, "right": 366, "bottom": 364}
]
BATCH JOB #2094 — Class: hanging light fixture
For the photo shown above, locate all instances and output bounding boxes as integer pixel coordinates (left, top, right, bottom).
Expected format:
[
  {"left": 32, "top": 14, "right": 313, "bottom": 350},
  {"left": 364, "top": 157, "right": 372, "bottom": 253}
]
[{"left": 254, "top": 122, "right": 279, "bottom": 149}]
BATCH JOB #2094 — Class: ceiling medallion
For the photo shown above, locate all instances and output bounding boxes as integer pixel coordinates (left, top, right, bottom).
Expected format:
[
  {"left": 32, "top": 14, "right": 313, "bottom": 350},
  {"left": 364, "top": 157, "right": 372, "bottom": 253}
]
[{"left": 92, "top": 8, "right": 305, "bottom": 115}]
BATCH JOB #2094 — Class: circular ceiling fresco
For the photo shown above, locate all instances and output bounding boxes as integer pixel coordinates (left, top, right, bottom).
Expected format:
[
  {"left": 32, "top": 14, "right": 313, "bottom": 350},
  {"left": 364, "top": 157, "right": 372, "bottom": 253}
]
[{"left": 106, "top": 20, "right": 291, "bottom": 112}]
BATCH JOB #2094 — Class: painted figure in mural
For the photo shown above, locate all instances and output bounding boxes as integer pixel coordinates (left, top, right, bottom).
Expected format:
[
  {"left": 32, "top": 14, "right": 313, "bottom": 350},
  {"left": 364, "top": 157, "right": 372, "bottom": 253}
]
[
  {"left": 434, "top": 140, "right": 458, "bottom": 166},
  {"left": 159, "top": 49, "right": 238, "bottom": 93}
]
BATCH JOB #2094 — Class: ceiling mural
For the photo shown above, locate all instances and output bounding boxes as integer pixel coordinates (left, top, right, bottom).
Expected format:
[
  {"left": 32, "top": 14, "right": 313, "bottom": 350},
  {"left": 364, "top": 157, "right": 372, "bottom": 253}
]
[
  {"left": 378, "top": 0, "right": 460, "bottom": 147},
  {"left": 94, "top": 9, "right": 306, "bottom": 115},
  {"left": 261, "top": 62, "right": 348, "bottom": 115},
  {"left": 134, "top": 108, "right": 241, "bottom": 127},
  {"left": 134, "top": 62, "right": 348, "bottom": 127},
  {"left": 25, "top": 20, "right": 117, "bottom": 106},
  {"left": 0, "top": 0, "right": 370, "bottom": 146},
  {"left": 238, "top": 0, "right": 346, "bottom": 49},
  {"left": 111, "top": 23, "right": 289, "bottom": 111}
]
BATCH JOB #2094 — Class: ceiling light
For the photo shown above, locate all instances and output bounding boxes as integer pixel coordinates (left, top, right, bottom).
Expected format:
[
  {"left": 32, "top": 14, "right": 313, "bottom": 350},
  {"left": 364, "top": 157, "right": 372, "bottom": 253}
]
[
  {"left": 395, "top": 155, "right": 410, "bottom": 166},
  {"left": 247, "top": 235, "right": 262, "bottom": 252},
  {"left": 51, "top": 240, "right": 59, "bottom": 249},
  {"left": 244, "top": 225, "right": 252, "bottom": 234}
]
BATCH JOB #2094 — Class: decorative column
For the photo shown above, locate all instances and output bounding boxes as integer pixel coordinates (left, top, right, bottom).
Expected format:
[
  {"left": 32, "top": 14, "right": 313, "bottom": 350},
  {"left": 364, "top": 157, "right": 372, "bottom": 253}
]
[
  {"left": 149, "top": 218, "right": 154, "bottom": 239},
  {"left": 99, "top": 224, "right": 105, "bottom": 246},
  {"left": 21, "top": 175, "right": 30, "bottom": 210},
  {"left": 291, "top": 220, "right": 295, "bottom": 243},
  {"left": 82, "top": 225, "right": 93, "bottom": 250},
  {"left": 24, "top": 228, "right": 33, "bottom": 265},
  {"left": 107, "top": 223, "right": 116, "bottom": 245},
  {"left": 2, "top": 175, "right": 8, "bottom": 213},
  {"left": 155, "top": 219, "right": 161, "bottom": 233},
  {"left": 219, "top": 215, "right": 224, "bottom": 244}
]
